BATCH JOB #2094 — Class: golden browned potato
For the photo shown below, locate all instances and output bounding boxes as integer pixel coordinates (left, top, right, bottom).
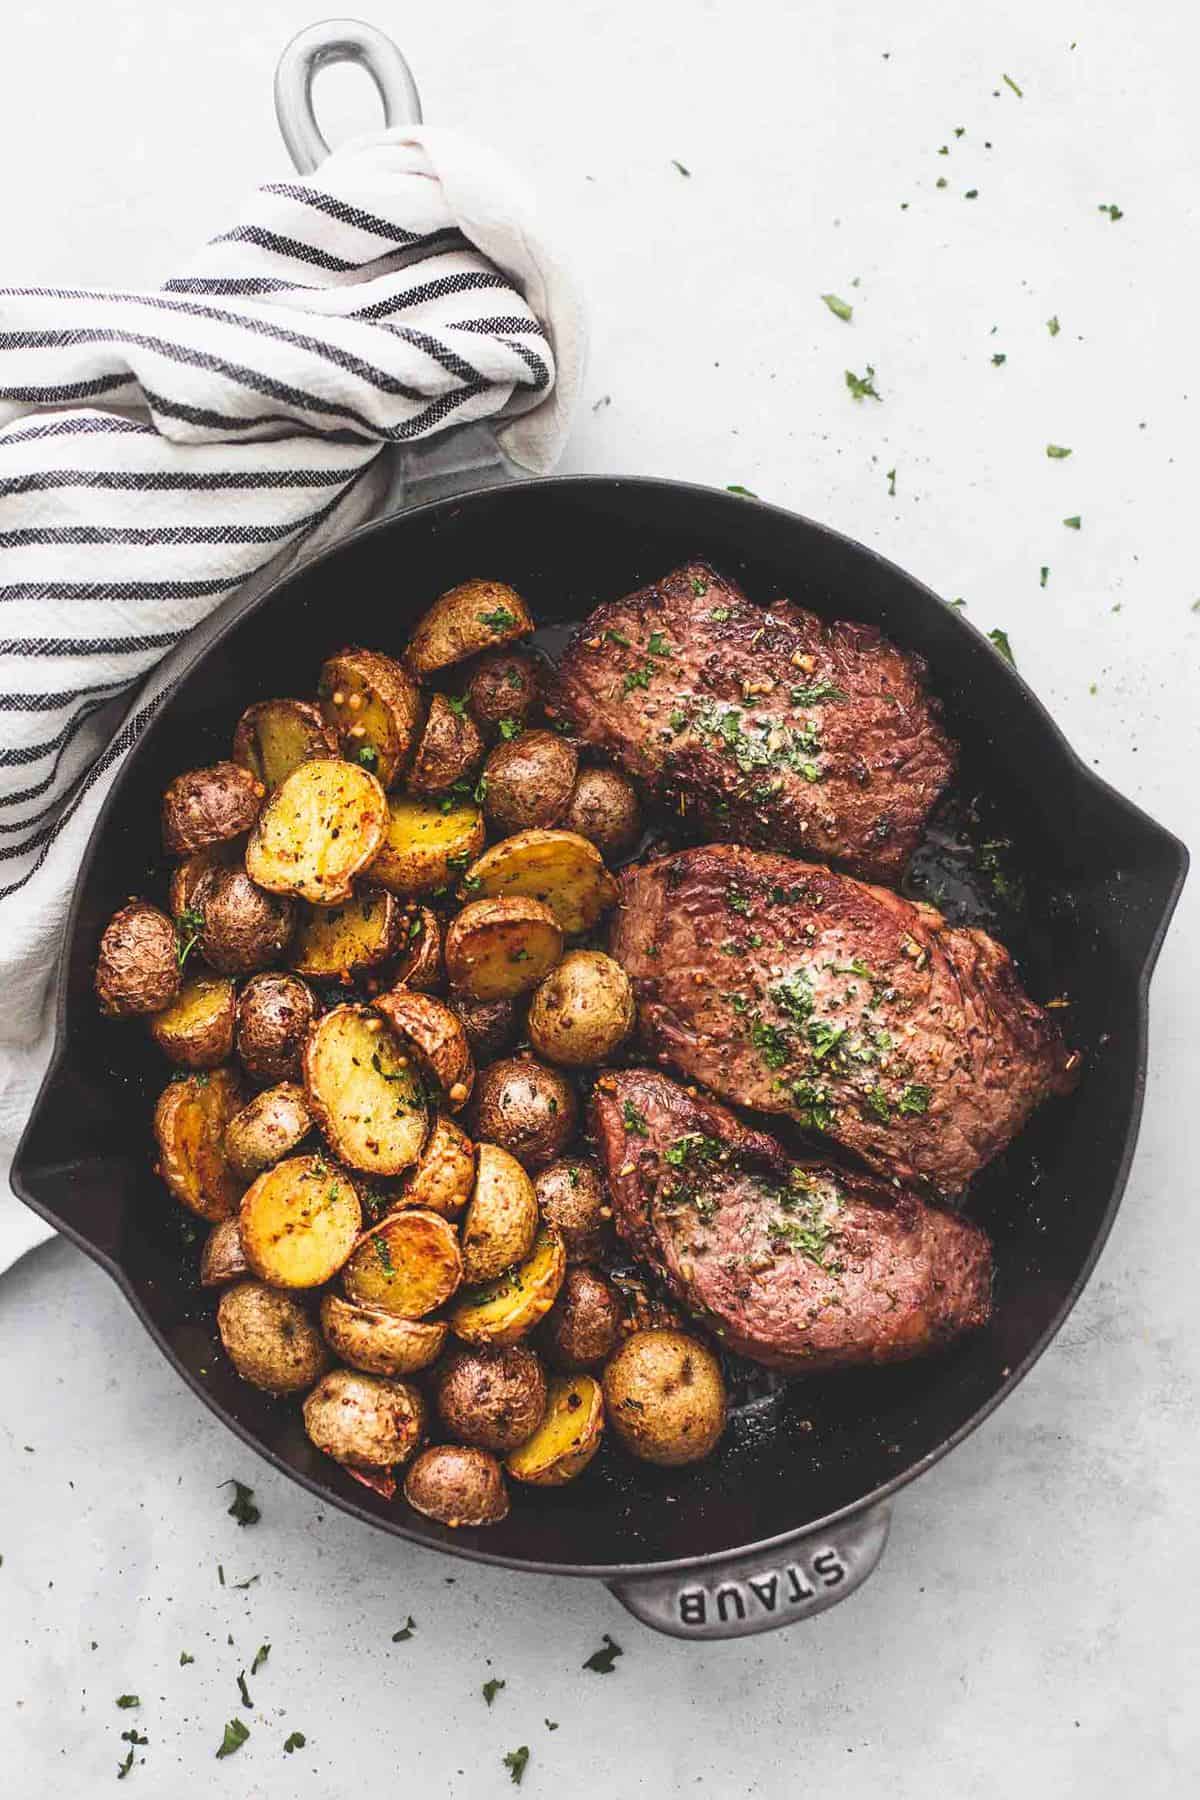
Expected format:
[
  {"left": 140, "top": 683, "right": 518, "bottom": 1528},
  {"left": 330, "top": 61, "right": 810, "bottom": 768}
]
[
  {"left": 341, "top": 1210, "right": 462, "bottom": 1319},
  {"left": 462, "top": 829, "right": 618, "bottom": 936},
  {"left": 612, "top": 1275, "right": 688, "bottom": 1339},
  {"left": 95, "top": 901, "right": 181, "bottom": 1017},
  {"left": 468, "top": 1055, "right": 578, "bottom": 1172},
  {"left": 302, "top": 1005, "right": 430, "bottom": 1176},
  {"left": 526, "top": 950, "right": 635, "bottom": 1068},
  {"left": 239, "top": 1153, "right": 362, "bottom": 1287},
  {"left": 224, "top": 1081, "right": 313, "bottom": 1180},
  {"left": 195, "top": 865, "right": 295, "bottom": 976},
  {"left": 199, "top": 1215, "right": 250, "bottom": 1287},
  {"left": 539, "top": 1267, "right": 624, "bottom": 1370},
  {"left": 217, "top": 1280, "right": 329, "bottom": 1394},
  {"left": 459, "top": 1143, "right": 538, "bottom": 1284},
  {"left": 168, "top": 844, "right": 240, "bottom": 922},
  {"left": 482, "top": 730, "right": 577, "bottom": 835},
  {"left": 162, "top": 761, "right": 264, "bottom": 856},
  {"left": 153, "top": 1067, "right": 245, "bottom": 1220},
  {"left": 290, "top": 887, "right": 403, "bottom": 979},
  {"left": 303, "top": 1369, "right": 426, "bottom": 1470},
  {"left": 245, "top": 758, "right": 388, "bottom": 905},
  {"left": 319, "top": 1294, "right": 448, "bottom": 1377},
  {"left": 148, "top": 974, "right": 236, "bottom": 1068},
  {"left": 534, "top": 1159, "right": 613, "bottom": 1265},
  {"left": 235, "top": 972, "right": 316, "bottom": 1083},
  {"left": 562, "top": 767, "right": 642, "bottom": 861},
  {"left": 393, "top": 905, "right": 443, "bottom": 992},
  {"left": 464, "top": 649, "right": 541, "bottom": 740},
  {"left": 232, "top": 697, "right": 337, "bottom": 790},
  {"left": 451, "top": 995, "right": 518, "bottom": 1064},
  {"left": 405, "top": 579, "right": 533, "bottom": 680},
  {"left": 505, "top": 1373, "right": 604, "bottom": 1486},
  {"left": 397, "top": 1113, "right": 475, "bottom": 1218},
  {"left": 449, "top": 1226, "right": 566, "bottom": 1348},
  {"left": 444, "top": 897, "right": 563, "bottom": 1002},
  {"left": 601, "top": 1329, "right": 726, "bottom": 1467},
  {"left": 372, "top": 988, "right": 474, "bottom": 1110},
  {"left": 408, "top": 693, "right": 485, "bottom": 796},
  {"left": 403, "top": 1444, "right": 509, "bottom": 1527},
  {"left": 434, "top": 1345, "right": 547, "bottom": 1452},
  {"left": 319, "top": 647, "right": 425, "bottom": 788},
  {"left": 370, "top": 794, "right": 485, "bottom": 897}
]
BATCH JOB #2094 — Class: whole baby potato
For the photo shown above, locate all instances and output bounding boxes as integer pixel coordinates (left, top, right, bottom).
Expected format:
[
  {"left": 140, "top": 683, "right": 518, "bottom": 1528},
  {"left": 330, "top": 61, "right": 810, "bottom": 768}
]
[
  {"left": 539, "top": 1267, "right": 623, "bottom": 1370},
  {"left": 95, "top": 901, "right": 181, "bottom": 1018},
  {"left": 469, "top": 1055, "right": 578, "bottom": 1173},
  {"left": 224, "top": 1082, "right": 313, "bottom": 1180},
  {"left": 216, "top": 1280, "right": 328, "bottom": 1395},
  {"left": 403, "top": 1444, "right": 510, "bottom": 1528},
  {"left": 235, "top": 972, "right": 316, "bottom": 1084},
  {"left": 526, "top": 950, "right": 635, "bottom": 1068},
  {"left": 434, "top": 1344, "right": 548, "bottom": 1452},
  {"left": 482, "top": 729, "right": 577, "bottom": 835},
  {"left": 602, "top": 1329, "right": 727, "bottom": 1467},
  {"left": 199, "top": 1216, "right": 250, "bottom": 1288},
  {"left": 562, "top": 767, "right": 642, "bottom": 861},
  {"left": 533, "top": 1159, "right": 612, "bottom": 1264},
  {"left": 302, "top": 1369, "right": 427, "bottom": 1470},
  {"left": 162, "top": 761, "right": 264, "bottom": 856},
  {"left": 196, "top": 866, "right": 294, "bottom": 976},
  {"left": 451, "top": 995, "right": 518, "bottom": 1064},
  {"left": 464, "top": 648, "right": 541, "bottom": 739}
]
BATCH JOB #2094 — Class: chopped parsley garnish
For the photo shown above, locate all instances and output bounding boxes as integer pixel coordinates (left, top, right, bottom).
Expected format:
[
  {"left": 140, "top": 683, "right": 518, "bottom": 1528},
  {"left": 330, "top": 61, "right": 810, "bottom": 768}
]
[
  {"left": 886, "top": 467, "right": 896, "bottom": 495},
  {"left": 1097, "top": 203, "right": 1123, "bottom": 221},
  {"left": 726, "top": 886, "right": 751, "bottom": 915},
  {"left": 898, "top": 1083, "right": 932, "bottom": 1115},
  {"left": 770, "top": 1204, "right": 836, "bottom": 1265},
  {"left": 374, "top": 1235, "right": 397, "bottom": 1276},
  {"left": 622, "top": 1101, "right": 649, "bottom": 1137},
  {"left": 708, "top": 606, "right": 732, "bottom": 624},
  {"left": 251, "top": 1644, "right": 270, "bottom": 1675},
  {"left": 671, "top": 158, "right": 691, "bottom": 177},
  {"left": 646, "top": 631, "right": 673, "bottom": 658},
  {"left": 497, "top": 717, "right": 523, "bottom": 741},
  {"left": 622, "top": 662, "right": 654, "bottom": 695},
  {"left": 771, "top": 972, "right": 814, "bottom": 1020},
  {"left": 604, "top": 627, "right": 632, "bottom": 648},
  {"left": 478, "top": 607, "right": 518, "bottom": 630},
  {"left": 725, "top": 485, "right": 757, "bottom": 498},
  {"left": 1063, "top": 515, "right": 1081, "bottom": 529},
  {"left": 790, "top": 680, "right": 846, "bottom": 705},
  {"left": 987, "top": 627, "right": 1017, "bottom": 666},
  {"left": 1046, "top": 444, "right": 1072, "bottom": 459},
  {"left": 446, "top": 694, "right": 468, "bottom": 716},
  {"left": 504, "top": 1746, "right": 530, "bottom": 1785},
  {"left": 117, "top": 1729, "right": 148, "bottom": 1779},
  {"left": 821, "top": 292, "right": 853, "bottom": 323},
  {"left": 237, "top": 1670, "right": 252, "bottom": 1710},
  {"left": 353, "top": 742, "right": 379, "bottom": 771},
  {"left": 1002, "top": 72, "right": 1023, "bottom": 96},
  {"left": 583, "top": 1634, "right": 624, "bottom": 1674},
  {"left": 221, "top": 1479, "right": 260, "bottom": 1528},
  {"left": 1047, "top": 315, "right": 1061, "bottom": 337},
  {"left": 845, "top": 365, "right": 881, "bottom": 402},
  {"left": 482, "top": 1678, "right": 506, "bottom": 1706},
  {"left": 115, "top": 1695, "right": 140, "bottom": 1710},
  {"left": 180, "top": 1652, "right": 195, "bottom": 1666},
  {"left": 864, "top": 1085, "right": 892, "bottom": 1122},
  {"left": 175, "top": 905, "right": 205, "bottom": 969},
  {"left": 991, "top": 352, "right": 1006, "bottom": 366},
  {"left": 751, "top": 1018, "right": 793, "bottom": 1069},
  {"left": 806, "top": 1019, "right": 848, "bottom": 1061},
  {"left": 663, "top": 1133, "right": 721, "bottom": 1167},
  {"left": 689, "top": 574, "right": 709, "bottom": 596},
  {"left": 392, "top": 1617, "right": 417, "bottom": 1642},
  {"left": 788, "top": 1079, "right": 836, "bottom": 1131},
  {"left": 283, "top": 1732, "right": 306, "bottom": 1753},
  {"left": 668, "top": 707, "right": 688, "bottom": 733},
  {"left": 215, "top": 1718, "right": 250, "bottom": 1759}
]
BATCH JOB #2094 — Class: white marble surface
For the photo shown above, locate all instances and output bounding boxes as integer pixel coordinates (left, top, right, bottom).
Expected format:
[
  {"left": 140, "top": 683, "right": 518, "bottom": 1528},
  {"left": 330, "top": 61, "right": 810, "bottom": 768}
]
[{"left": 2, "top": 1, "right": 1198, "bottom": 1793}]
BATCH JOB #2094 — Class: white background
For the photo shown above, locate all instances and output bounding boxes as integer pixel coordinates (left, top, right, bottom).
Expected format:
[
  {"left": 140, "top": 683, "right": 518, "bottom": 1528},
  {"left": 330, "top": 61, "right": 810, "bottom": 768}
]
[{"left": 2, "top": 1, "right": 1198, "bottom": 1794}]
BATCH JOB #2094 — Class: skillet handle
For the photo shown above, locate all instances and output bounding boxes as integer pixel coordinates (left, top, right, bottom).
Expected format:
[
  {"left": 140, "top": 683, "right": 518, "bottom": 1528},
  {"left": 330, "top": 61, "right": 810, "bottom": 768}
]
[
  {"left": 274, "top": 18, "right": 423, "bottom": 174},
  {"left": 605, "top": 1503, "right": 891, "bottom": 1640}
]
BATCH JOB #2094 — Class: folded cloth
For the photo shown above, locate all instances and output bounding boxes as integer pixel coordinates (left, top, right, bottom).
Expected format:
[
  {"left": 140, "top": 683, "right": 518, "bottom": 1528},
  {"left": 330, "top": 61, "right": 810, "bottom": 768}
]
[{"left": 0, "top": 124, "right": 585, "bottom": 1270}]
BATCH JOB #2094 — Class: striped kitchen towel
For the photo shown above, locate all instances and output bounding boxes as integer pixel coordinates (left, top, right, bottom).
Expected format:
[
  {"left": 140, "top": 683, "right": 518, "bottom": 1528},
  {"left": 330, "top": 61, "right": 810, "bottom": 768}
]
[{"left": 0, "top": 123, "right": 585, "bottom": 1268}]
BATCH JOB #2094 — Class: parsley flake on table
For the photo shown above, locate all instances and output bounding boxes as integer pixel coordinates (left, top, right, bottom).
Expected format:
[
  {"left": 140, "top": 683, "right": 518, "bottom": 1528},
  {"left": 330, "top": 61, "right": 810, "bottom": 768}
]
[
  {"left": 179, "top": 1651, "right": 195, "bottom": 1667},
  {"left": 482, "top": 1677, "right": 506, "bottom": 1706},
  {"left": 221, "top": 1479, "right": 260, "bottom": 1527},
  {"left": 845, "top": 365, "right": 881, "bottom": 402},
  {"left": 545, "top": 1719, "right": 559, "bottom": 1731},
  {"left": 284, "top": 1732, "right": 306, "bottom": 1754},
  {"left": 1040, "top": 566, "right": 1049, "bottom": 588},
  {"left": 987, "top": 628, "right": 1017, "bottom": 666},
  {"left": 886, "top": 468, "right": 896, "bottom": 495},
  {"left": 1047, "top": 315, "right": 1061, "bottom": 336},
  {"left": 583, "top": 1633, "right": 624, "bottom": 1674},
  {"left": 821, "top": 292, "right": 853, "bottom": 322},
  {"left": 964, "top": 188, "right": 979, "bottom": 199},
  {"left": 1002, "top": 72, "right": 1024, "bottom": 96},
  {"left": 991, "top": 353, "right": 1006, "bottom": 365},
  {"left": 1098, "top": 203, "right": 1124, "bottom": 221},
  {"left": 935, "top": 175, "right": 947, "bottom": 188},
  {"left": 1046, "top": 444, "right": 1072, "bottom": 459},
  {"left": 237, "top": 1671, "right": 252, "bottom": 1710},
  {"left": 1063, "top": 515, "right": 1081, "bottom": 529},
  {"left": 946, "top": 595, "right": 967, "bottom": 610},
  {"left": 504, "top": 1747, "right": 530, "bottom": 1784},
  {"left": 215, "top": 1718, "right": 250, "bottom": 1759},
  {"left": 392, "top": 1616, "right": 417, "bottom": 1642},
  {"left": 726, "top": 484, "right": 758, "bottom": 498},
  {"left": 116, "top": 1729, "right": 148, "bottom": 1780},
  {"left": 671, "top": 159, "right": 691, "bottom": 177},
  {"left": 251, "top": 1644, "right": 270, "bottom": 1675},
  {"left": 115, "top": 1695, "right": 140, "bottom": 1710}
]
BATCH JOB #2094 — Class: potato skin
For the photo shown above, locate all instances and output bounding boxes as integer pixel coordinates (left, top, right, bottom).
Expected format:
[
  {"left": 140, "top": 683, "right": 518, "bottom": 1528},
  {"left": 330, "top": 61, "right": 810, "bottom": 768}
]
[
  {"left": 526, "top": 950, "right": 635, "bottom": 1068},
  {"left": 235, "top": 972, "right": 315, "bottom": 1083},
  {"left": 435, "top": 1345, "right": 548, "bottom": 1452},
  {"left": 444, "top": 896, "right": 563, "bottom": 1002},
  {"left": 319, "top": 1294, "right": 448, "bottom": 1377},
  {"left": 168, "top": 845, "right": 239, "bottom": 922},
  {"left": 505, "top": 1373, "right": 604, "bottom": 1487},
  {"left": 199, "top": 1215, "right": 250, "bottom": 1287},
  {"left": 469, "top": 1055, "right": 578, "bottom": 1173},
  {"left": 393, "top": 906, "right": 443, "bottom": 992},
  {"left": 464, "top": 649, "right": 541, "bottom": 740},
  {"left": 408, "top": 692, "right": 485, "bottom": 796},
  {"left": 162, "top": 761, "right": 263, "bottom": 856},
  {"left": 482, "top": 730, "right": 578, "bottom": 835},
  {"left": 397, "top": 1113, "right": 475, "bottom": 1218},
  {"left": 195, "top": 866, "right": 295, "bottom": 976},
  {"left": 451, "top": 995, "right": 518, "bottom": 1064},
  {"left": 405, "top": 579, "right": 533, "bottom": 679},
  {"left": 372, "top": 989, "right": 474, "bottom": 1111},
  {"left": 303, "top": 1369, "right": 426, "bottom": 1470},
  {"left": 540, "top": 1267, "right": 623, "bottom": 1370},
  {"left": 149, "top": 974, "right": 236, "bottom": 1068},
  {"left": 601, "top": 1329, "right": 727, "bottom": 1467},
  {"left": 217, "top": 1280, "right": 328, "bottom": 1394},
  {"left": 563, "top": 767, "right": 642, "bottom": 861},
  {"left": 403, "top": 1444, "right": 509, "bottom": 1527},
  {"left": 95, "top": 901, "right": 181, "bottom": 1017},
  {"left": 232, "top": 698, "right": 337, "bottom": 789},
  {"left": 224, "top": 1082, "right": 313, "bottom": 1180},
  {"left": 534, "top": 1159, "right": 612, "bottom": 1265},
  {"left": 153, "top": 1067, "right": 244, "bottom": 1220}
]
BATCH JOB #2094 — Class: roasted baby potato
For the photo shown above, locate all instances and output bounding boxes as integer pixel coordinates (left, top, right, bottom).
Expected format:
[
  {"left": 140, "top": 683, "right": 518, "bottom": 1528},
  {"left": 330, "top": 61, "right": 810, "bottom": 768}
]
[
  {"left": 505, "top": 1372, "right": 604, "bottom": 1486},
  {"left": 397, "top": 1113, "right": 475, "bottom": 1218},
  {"left": 526, "top": 950, "right": 635, "bottom": 1067},
  {"left": 469, "top": 1055, "right": 578, "bottom": 1172},
  {"left": 539, "top": 1267, "right": 624, "bottom": 1370},
  {"left": 482, "top": 729, "right": 577, "bottom": 834},
  {"left": 162, "top": 761, "right": 263, "bottom": 856},
  {"left": 153, "top": 1067, "right": 244, "bottom": 1220},
  {"left": 601, "top": 1329, "right": 727, "bottom": 1467},
  {"left": 534, "top": 1159, "right": 613, "bottom": 1264},
  {"left": 464, "top": 648, "right": 541, "bottom": 740},
  {"left": 403, "top": 1444, "right": 509, "bottom": 1527},
  {"left": 459, "top": 1143, "right": 538, "bottom": 1284},
  {"left": 303, "top": 1369, "right": 426, "bottom": 1470},
  {"left": 341, "top": 1210, "right": 463, "bottom": 1319},
  {"left": 563, "top": 767, "right": 642, "bottom": 861},
  {"left": 245, "top": 758, "right": 388, "bottom": 905},
  {"left": 319, "top": 647, "right": 425, "bottom": 789},
  {"left": 232, "top": 697, "right": 337, "bottom": 790},
  {"left": 434, "top": 1345, "right": 547, "bottom": 1452},
  {"left": 224, "top": 1081, "right": 313, "bottom": 1180},
  {"left": 148, "top": 973, "right": 236, "bottom": 1068},
  {"left": 449, "top": 1226, "right": 566, "bottom": 1347},
  {"left": 408, "top": 692, "right": 485, "bottom": 796},
  {"left": 451, "top": 995, "right": 518, "bottom": 1064},
  {"left": 393, "top": 905, "right": 443, "bottom": 991},
  {"left": 235, "top": 972, "right": 316, "bottom": 1083},
  {"left": 302, "top": 1004, "right": 430, "bottom": 1176},
  {"left": 444, "top": 897, "right": 563, "bottom": 1002},
  {"left": 217, "top": 1280, "right": 329, "bottom": 1395},
  {"left": 373, "top": 989, "right": 474, "bottom": 1110},
  {"left": 462, "top": 829, "right": 618, "bottom": 936},
  {"left": 168, "top": 844, "right": 240, "bottom": 922},
  {"left": 290, "top": 887, "right": 403, "bottom": 978},
  {"left": 239, "top": 1153, "right": 362, "bottom": 1287},
  {"left": 319, "top": 1293, "right": 448, "bottom": 1377},
  {"left": 405, "top": 579, "right": 533, "bottom": 679},
  {"left": 96, "top": 901, "right": 181, "bottom": 1017},
  {"left": 199, "top": 1215, "right": 250, "bottom": 1287},
  {"left": 371, "top": 794, "right": 485, "bottom": 896},
  {"left": 195, "top": 865, "right": 295, "bottom": 976}
]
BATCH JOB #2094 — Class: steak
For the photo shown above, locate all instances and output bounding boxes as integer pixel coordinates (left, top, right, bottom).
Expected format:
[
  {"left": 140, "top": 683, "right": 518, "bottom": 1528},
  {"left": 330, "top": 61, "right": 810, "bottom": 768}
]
[
  {"left": 591, "top": 1069, "right": 993, "bottom": 1372},
  {"left": 546, "top": 560, "right": 955, "bottom": 882},
  {"left": 609, "top": 844, "right": 1079, "bottom": 1195}
]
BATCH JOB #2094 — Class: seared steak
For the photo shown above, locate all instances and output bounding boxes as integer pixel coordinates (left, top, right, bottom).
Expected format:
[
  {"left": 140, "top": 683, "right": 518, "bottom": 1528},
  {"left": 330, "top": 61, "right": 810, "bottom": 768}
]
[
  {"left": 546, "top": 560, "right": 954, "bottom": 882},
  {"left": 591, "top": 1069, "right": 993, "bottom": 1372},
  {"left": 610, "top": 844, "right": 1079, "bottom": 1195}
]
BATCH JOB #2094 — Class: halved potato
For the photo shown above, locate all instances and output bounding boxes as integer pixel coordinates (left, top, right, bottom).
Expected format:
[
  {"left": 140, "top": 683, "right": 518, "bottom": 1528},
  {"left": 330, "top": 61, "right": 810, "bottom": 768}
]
[
  {"left": 341, "top": 1210, "right": 463, "bottom": 1319},
  {"left": 459, "top": 1143, "right": 538, "bottom": 1285},
  {"left": 148, "top": 974, "right": 236, "bottom": 1069},
  {"left": 394, "top": 905, "right": 443, "bottom": 991},
  {"left": 199, "top": 1215, "right": 250, "bottom": 1287},
  {"left": 224, "top": 1081, "right": 313, "bottom": 1180},
  {"left": 373, "top": 989, "right": 474, "bottom": 1110},
  {"left": 320, "top": 1293, "right": 448, "bottom": 1376},
  {"left": 371, "top": 794, "right": 485, "bottom": 896},
  {"left": 153, "top": 1067, "right": 244, "bottom": 1221},
  {"left": 397, "top": 1113, "right": 475, "bottom": 1218},
  {"left": 239, "top": 1153, "right": 362, "bottom": 1287},
  {"left": 303, "top": 1004, "right": 430, "bottom": 1175},
  {"left": 408, "top": 692, "right": 485, "bottom": 796},
  {"left": 405, "top": 579, "right": 533, "bottom": 679},
  {"left": 162, "top": 761, "right": 264, "bottom": 857},
  {"left": 319, "top": 648, "right": 424, "bottom": 789},
  {"left": 290, "top": 887, "right": 403, "bottom": 979},
  {"left": 303, "top": 1369, "right": 426, "bottom": 1470},
  {"left": 444, "top": 897, "right": 563, "bottom": 1001},
  {"left": 232, "top": 697, "right": 337, "bottom": 790},
  {"left": 461, "top": 829, "right": 618, "bottom": 936},
  {"left": 505, "top": 1373, "right": 604, "bottom": 1486},
  {"left": 245, "top": 758, "right": 388, "bottom": 905},
  {"left": 449, "top": 1226, "right": 566, "bottom": 1347}
]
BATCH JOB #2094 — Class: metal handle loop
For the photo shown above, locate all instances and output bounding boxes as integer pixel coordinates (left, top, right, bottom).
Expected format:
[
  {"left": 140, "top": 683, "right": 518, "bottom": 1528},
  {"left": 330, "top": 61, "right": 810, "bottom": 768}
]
[{"left": 274, "top": 18, "right": 423, "bottom": 174}]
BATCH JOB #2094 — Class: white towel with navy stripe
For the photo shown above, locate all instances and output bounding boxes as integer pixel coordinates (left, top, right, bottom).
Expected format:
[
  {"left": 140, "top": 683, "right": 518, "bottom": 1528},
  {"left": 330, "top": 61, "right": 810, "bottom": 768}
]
[{"left": 0, "top": 124, "right": 585, "bottom": 1266}]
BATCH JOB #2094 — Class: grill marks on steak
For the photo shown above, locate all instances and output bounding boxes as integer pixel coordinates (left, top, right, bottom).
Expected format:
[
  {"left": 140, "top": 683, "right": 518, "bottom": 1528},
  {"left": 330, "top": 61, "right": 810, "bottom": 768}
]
[
  {"left": 609, "top": 844, "right": 1079, "bottom": 1196},
  {"left": 546, "top": 560, "right": 955, "bottom": 883},
  {"left": 591, "top": 1070, "right": 993, "bottom": 1372}
]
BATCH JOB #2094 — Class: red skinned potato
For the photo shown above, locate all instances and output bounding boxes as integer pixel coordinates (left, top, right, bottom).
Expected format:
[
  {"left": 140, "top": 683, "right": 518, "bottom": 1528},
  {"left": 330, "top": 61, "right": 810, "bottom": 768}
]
[
  {"left": 162, "top": 761, "right": 263, "bottom": 856},
  {"left": 195, "top": 866, "right": 295, "bottom": 976},
  {"left": 372, "top": 988, "right": 475, "bottom": 1111},
  {"left": 95, "top": 901, "right": 180, "bottom": 1017},
  {"left": 235, "top": 972, "right": 316, "bottom": 1083},
  {"left": 464, "top": 649, "right": 541, "bottom": 740},
  {"left": 407, "top": 692, "right": 485, "bottom": 796},
  {"left": 482, "top": 730, "right": 578, "bottom": 835},
  {"left": 403, "top": 1444, "right": 509, "bottom": 1527}
]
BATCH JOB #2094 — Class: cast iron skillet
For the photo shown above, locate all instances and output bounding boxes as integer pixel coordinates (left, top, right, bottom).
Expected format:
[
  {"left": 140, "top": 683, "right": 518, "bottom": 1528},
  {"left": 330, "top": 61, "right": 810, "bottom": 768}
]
[{"left": 11, "top": 477, "right": 1187, "bottom": 1639}]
